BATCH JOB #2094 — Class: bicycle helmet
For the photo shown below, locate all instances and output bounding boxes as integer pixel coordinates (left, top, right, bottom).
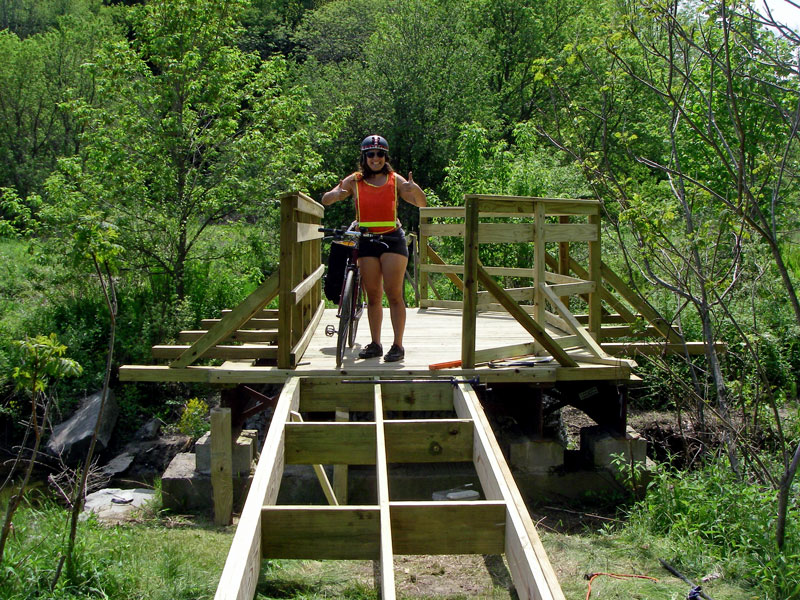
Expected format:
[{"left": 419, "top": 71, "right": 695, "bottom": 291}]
[{"left": 361, "top": 135, "right": 389, "bottom": 153}]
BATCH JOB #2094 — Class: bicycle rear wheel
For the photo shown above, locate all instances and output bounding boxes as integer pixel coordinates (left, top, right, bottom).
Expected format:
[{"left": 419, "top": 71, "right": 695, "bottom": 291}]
[{"left": 336, "top": 270, "right": 355, "bottom": 369}]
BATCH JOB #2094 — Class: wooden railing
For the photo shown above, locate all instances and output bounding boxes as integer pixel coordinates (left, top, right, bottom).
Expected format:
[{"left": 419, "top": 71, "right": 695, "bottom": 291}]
[
  {"left": 418, "top": 194, "right": 692, "bottom": 365},
  {"left": 151, "top": 192, "right": 325, "bottom": 370}
]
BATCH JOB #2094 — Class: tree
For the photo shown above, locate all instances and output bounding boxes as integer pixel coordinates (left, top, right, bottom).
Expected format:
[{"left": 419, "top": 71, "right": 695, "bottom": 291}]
[
  {"left": 46, "top": 0, "right": 333, "bottom": 305},
  {"left": 0, "top": 13, "right": 113, "bottom": 198}
]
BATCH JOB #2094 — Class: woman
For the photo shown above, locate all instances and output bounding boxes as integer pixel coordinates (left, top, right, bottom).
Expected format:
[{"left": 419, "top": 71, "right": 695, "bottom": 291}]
[{"left": 321, "top": 135, "right": 426, "bottom": 362}]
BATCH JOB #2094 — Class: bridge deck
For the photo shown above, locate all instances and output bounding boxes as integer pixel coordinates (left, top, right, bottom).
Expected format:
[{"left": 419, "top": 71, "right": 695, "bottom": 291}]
[{"left": 119, "top": 307, "right": 636, "bottom": 384}]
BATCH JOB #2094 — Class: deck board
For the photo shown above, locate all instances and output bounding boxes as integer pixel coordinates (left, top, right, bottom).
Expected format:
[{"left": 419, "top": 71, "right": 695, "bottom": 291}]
[{"left": 119, "top": 307, "right": 636, "bottom": 383}]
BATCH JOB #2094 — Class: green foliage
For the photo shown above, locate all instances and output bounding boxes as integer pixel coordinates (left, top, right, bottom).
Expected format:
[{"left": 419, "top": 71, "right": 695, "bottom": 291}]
[
  {"left": 625, "top": 456, "right": 800, "bottom": 599},
  {"left": 0, "top": 497, "right": 231, "bottom": 600},
  {"left": 175, "top": 397, "right": 209, "bottom": 440},
  {"left": 12, "top": 333, "right": 82, "bottom": 394}
]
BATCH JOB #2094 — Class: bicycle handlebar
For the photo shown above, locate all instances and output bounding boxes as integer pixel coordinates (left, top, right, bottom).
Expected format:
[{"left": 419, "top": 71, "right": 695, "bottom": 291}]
[{"left": 318, "top": 226, "right": 389, "bottom": 242}]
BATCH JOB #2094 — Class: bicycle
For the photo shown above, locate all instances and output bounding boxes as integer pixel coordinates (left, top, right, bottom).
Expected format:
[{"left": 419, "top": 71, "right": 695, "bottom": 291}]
[{"left": 319, "top": 226, "right": 389, "bottom": 369}]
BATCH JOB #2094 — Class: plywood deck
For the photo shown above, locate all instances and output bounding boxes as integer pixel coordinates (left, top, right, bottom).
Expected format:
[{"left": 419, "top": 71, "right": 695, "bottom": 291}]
[{"left": 119, "top": 307, "right": 636, "bottom": 384}]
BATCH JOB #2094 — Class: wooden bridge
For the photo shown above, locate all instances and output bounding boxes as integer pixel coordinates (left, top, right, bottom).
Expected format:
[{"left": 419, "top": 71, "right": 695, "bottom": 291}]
[{"left": 119, "top": 192, "right": 709, "bottom": 599}]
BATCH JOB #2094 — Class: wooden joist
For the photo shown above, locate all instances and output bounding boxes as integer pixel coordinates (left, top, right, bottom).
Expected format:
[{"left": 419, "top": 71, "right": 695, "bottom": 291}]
[{"left": 214, "top": 377, "right": 567, "bottom": 600}]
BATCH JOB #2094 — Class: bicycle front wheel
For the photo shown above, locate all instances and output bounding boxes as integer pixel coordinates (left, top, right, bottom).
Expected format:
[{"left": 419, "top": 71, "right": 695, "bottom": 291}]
[
  {"left": 348, "top": 273, "right": 363, "bottom": 348},
  {"left": 336, "top": 270, "right": 355, "bottom": 369}
]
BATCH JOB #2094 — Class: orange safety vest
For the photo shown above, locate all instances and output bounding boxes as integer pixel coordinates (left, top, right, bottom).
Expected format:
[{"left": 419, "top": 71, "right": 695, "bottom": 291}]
[{"left": 354, "top": 172, "right": 398, "bottom": 233}]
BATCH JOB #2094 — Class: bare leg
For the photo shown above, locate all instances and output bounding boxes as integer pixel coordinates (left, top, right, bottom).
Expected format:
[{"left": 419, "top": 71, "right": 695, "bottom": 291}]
[
  {"left": 380, "top": 252, "right": 409, "bottom": 347},
  {"left": 358, "top": 256, "right": 384, "bottom": 346}
]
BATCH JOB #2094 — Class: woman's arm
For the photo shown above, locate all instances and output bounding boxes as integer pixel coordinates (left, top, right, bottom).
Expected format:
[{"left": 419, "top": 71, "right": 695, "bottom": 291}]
[
  {"left": 397, "top": 172, "right": 427, "bottom": 207},
  {"left": 321, "top": 176, "right": 354, "bottom": 206}
]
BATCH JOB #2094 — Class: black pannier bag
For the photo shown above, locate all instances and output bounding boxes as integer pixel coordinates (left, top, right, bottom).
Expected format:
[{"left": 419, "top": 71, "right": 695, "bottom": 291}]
[{"left": 324, "top": 240, "right": 353, "bottom": 303}]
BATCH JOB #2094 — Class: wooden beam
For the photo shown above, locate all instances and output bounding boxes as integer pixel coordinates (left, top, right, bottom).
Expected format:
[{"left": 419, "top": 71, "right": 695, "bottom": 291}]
[
  {"left": 290, "top": 299, "right": 325, "bottom": 365},
  {"left": 373, "top": 381, "right": 396, "bottom": 600},
  {"left": 153, "top": 345, "right": 277, "bottom": 360},
  {"left": 298, "top": 379, "right": 454, "bottom": 412},
  {"left": 602, "top": 341, "right": 725, "bottom": 355},
  {"left": 296, "top": 222, "right": 325, "bottom": 243},
  {"left": 334, "top": 408, "right": 349, "bottom": 505},
  {"left": 261, "top": 506, "right": 379, "bottom": 559},
  {"left": 291, "top": 264, "right": 324, "bottom": 305},
  {"left": 169, "top": 273, "right": 279, "bottom": 368},
  {"left": 477, "top": 264, "right": 578, "bottom": 367},
  {"left": 177, "top": 330, "right": 278, "bottom": 344},
  {"left": 214, "top": 377, "right": 299, "bottom": 600},
  {"left": 283, "top": 420, "right": 474, "bottom": 464},
  {"left": 454, "top": 384, "right": 565, "bottom": 600},
  {"left": 426, "top": 244, "right": 465, "bottom": 291},
  {"left": 543, "top": 223, "right": 598, "bottom": 243},
  {"left": 540, "top": 285, "right": 608, "bottom": 358},
  {"left": 390, "top": 501, "right": 506, "bottom": 555},
  {"left": 600, "top": 262, "right": 683, "bottom": 342},
  {"left": 201, "top": 317, "right": 278, "bottom": 330}
]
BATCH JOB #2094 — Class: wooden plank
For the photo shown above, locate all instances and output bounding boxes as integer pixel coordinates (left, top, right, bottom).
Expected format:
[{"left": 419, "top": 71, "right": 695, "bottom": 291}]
[
  {"left": 543, "top": 223, "right": 598, "bottom": 243},
  {"left": 474, "top": 342, "right": 538, "bottom": 364},
  {"left": 454, "top": 384, "right": 565, "bottom": 600},
  {"left": 284, "top": 422, "right": 375, "bottom": 464},
  {"left": 169, "top": 273, "right": 279, "bottom": 368},
  {"left": 602, "top": 341, "right": 724, "bottom": 355},
  {"left": 153, "top": 345, "right": 277, "bottom": 360},
  {"left": 261, "top": 506, "right": 379, "bottom": 559},
  {"left": 177, "top": 330, "right": 278, "bottom": 344},
  {"left": 540, "top": 285, "right": 608, "bottom": 358},
  {"left": 391, "top": 501, "right": 506, "bottom": 555},
  {"left": 283, "top": 190, "right": 324, "bottom": 218},
  {"left": 211, "top": 408, "right": 233, "bottom": 526},
  {"left": 284, "top": 420, "right": 474, "bottom": 464},
  {"left": 118, "top": 365, "right": 566, "bottom": 384},
  {"left": 201, "top": 317, "right": 278, "bottom": 330},
  {"left": 599, "top": 325, "right": 666, "bottom": 339},
  {"left": 374, "top": 381, "right": 396, "bottom": 600},
  {"left": 465, "top": 195, "right": 599, "bottom": 216},
  {"left": 419, "top": 212, "right": 430, "bottom": 302},
  {"left": 419, "top": 206, "right": 466, "bottom": 218},
  {"left": 477, "top": 264, "right": 578, "bottom": 367},
  {"left": 296, "top": 222, "right": 325, "bottom": 243},
  {"left": 477, "top": 287, "right": 534, "bottom": 306},
  {"left": 290, "top": 299, "right": 325, "bottom": 365},
  {"left": 547, "top": 281, "right": 595, "bottom": 297},
  {"left": 290, "top": 412, "right": 338, "bottom": 506},
  {"left": 214, "top": 377, "right": 299, "bottom": 600},
  {"left": 220, "top": 308, "right": 279, "bottom": 318},
  {"left": 461, "top": 197, "right": 480, "bottom": 368},
  {"left": 422, "top": 264, "right": 537, "bottom": 278},
  {"left": 544, "top": 272, "right": 584, "bottom": 284},
  {"left": 292, "top": 264, "right": 324, "bottom": 304},
  {"left": 299, "top": 380, "right": 454, "bottom": 412}
]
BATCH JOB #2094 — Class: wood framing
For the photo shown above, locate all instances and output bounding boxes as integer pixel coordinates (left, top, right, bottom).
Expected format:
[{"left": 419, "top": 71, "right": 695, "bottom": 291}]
[{"left": 214, "top": 377, "right": 565, "bottom": 600}]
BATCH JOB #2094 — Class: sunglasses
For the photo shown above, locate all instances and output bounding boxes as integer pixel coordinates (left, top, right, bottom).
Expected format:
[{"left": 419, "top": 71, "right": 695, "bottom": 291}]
[{"left": 365, "top": 150, "right": 386, "bottom": 159}]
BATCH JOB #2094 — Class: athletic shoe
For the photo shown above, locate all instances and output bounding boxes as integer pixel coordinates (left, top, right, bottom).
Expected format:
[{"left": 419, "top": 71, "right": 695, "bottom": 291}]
[
  {"left": 358, "top": 341, "right": 383, "bottom": 359},
  {"left": 383, "top": 344, "right": 405, "bottom": 362}
]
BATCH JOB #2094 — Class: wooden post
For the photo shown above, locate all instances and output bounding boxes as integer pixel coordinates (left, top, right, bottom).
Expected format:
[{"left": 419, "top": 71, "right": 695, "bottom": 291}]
[
  {"left": 461, "top": 196, "right": 479, "bottom": 368},
  {"left": 211, "top": 407, "right": 233, "bottom": 526},
  {"left": 278, "top": 194, "right": 296, "bottom": 368},
  {"left": 588, "top": 213, "right": 602, "bottom": 340},
  {"left": 534, "top": 200, "right": 546, "bottom": 328},
  {"left": 334, "top": 407, "right": 349, "bottom": 504},
  {"left": 558, "top": 215, "right": 571, "bottom": 309},
  {"left": 419, "top": 210, "right": 430, "bottom": 304}
]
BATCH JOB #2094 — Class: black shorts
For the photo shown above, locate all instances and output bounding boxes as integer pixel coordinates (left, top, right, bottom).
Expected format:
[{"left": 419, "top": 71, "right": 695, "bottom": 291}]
[{"left": 358, "top": 228, "right": 409, "bottom": 259}]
